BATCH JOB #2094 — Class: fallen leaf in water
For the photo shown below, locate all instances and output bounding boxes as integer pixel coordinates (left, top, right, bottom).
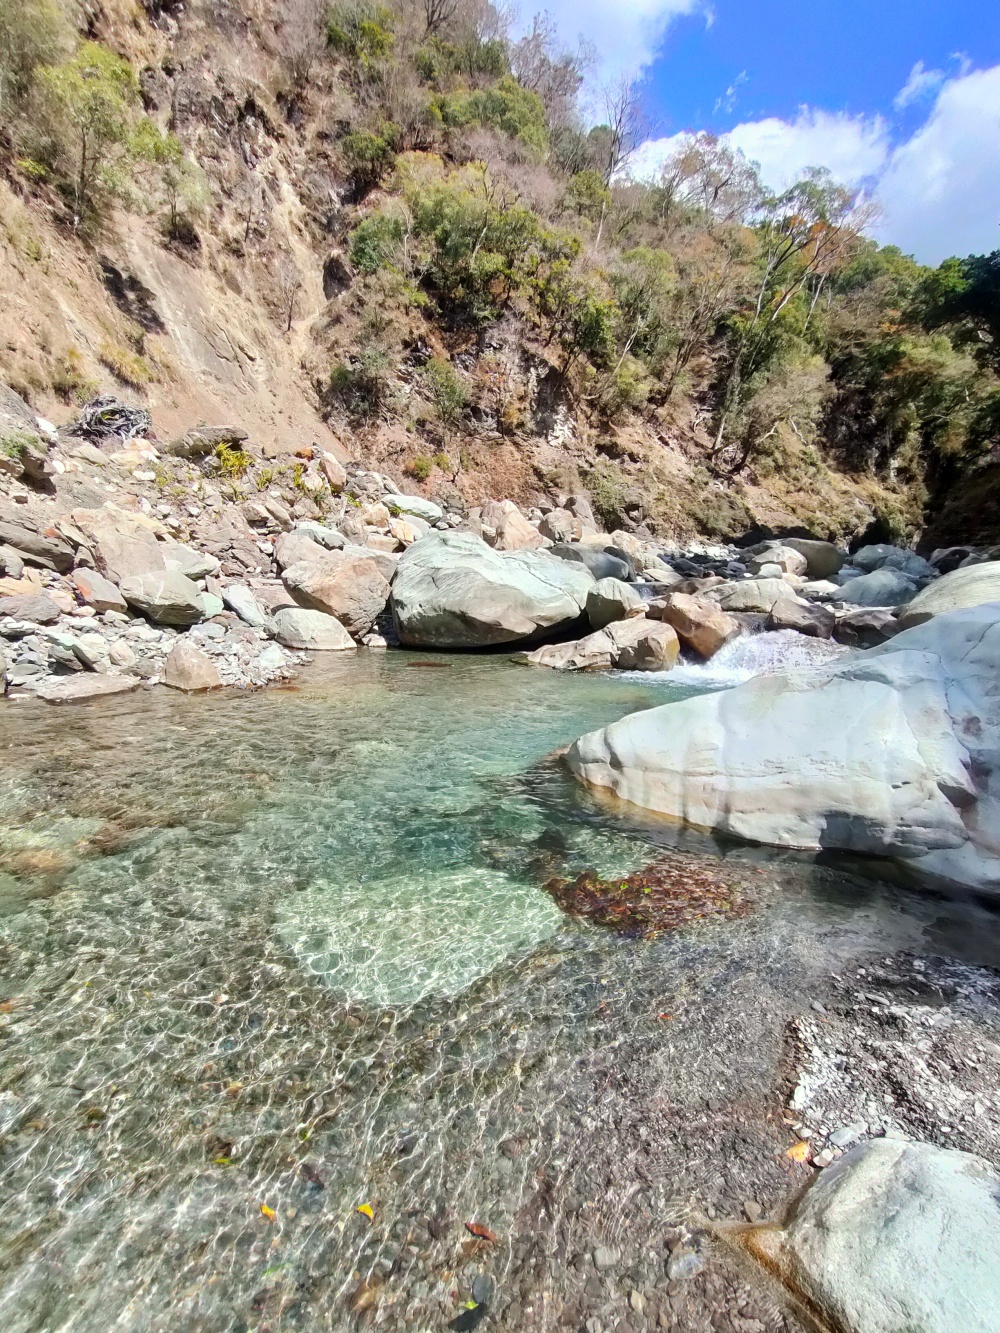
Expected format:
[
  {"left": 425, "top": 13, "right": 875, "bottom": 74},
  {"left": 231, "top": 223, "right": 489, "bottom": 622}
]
[
  {"left": 357, "top": 1203, "right": 375, "bottom": 1220},
  {"left": 464, "top": 1222, "right": 497, "bottom": 1243},
  {"left": 212, "top": 1156, "right": 232, "bottom": 1167},
  {"left": 349, "top": 1276, "right": 383, "bottom": 1313},
  {"left": 656, "top": 1013, "right": 673, "bottom": 1020},
  {"left": 785, "top": 1140, "right": 811, "bottom": 1163},
  {"left": 259, "top": 1203, "right": 277, "bottom": 1221}
]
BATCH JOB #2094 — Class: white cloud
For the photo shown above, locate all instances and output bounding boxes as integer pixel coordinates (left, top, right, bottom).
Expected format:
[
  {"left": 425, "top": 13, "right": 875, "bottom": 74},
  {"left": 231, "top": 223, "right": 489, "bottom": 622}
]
[
  {"left": 877, "top": 63, "right": 1000, "bottom": 263},
  {"left": 893, "top": 60, "right": 946, "bottom": 110},
  {"left": 512, "top": 0, "right": 703, "bottom": 88},
  {"left": 628, "top": 109, "right": 889, "bottom": 190}
]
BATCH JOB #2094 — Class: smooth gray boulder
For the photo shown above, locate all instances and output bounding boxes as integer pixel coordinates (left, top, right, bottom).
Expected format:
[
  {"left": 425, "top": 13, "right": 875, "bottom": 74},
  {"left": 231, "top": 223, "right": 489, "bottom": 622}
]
[
  {"left": 767, "top": 597, "right": 835, "bottom": 639},
  {"left": 567, "top": 604, "right": 1000, "bottom": 889},
  {"left": 34, "top": 674, "right": 141, "bottom": 703},
  {"left": 711, "top": 578, "right": 789, "bottom": 613},
  {"left": 384, "top": 493, "right": 443, "bottom": 523},
  {"left": 748, "top": 544, "right": 808, "bottom": 576},
  {"left": 550, "top": 543, "right": 633, "bottom": 582},
  {"left": 783, "top": 538, "right": 846, "bottom": 579},
  {"left": 282, "top": 549, "right": 390, "bottom": 637},
  {"left": 293, "top": 521, "right": 346, "bottom": 550},
  {"left": 119, "top": 571, "right": 205, "bottom": 626},
  {"left": 898, "top": 561, "right": 1000, "bottom": 628},
  {"left": 161, "top": 542, "right": 221, "bottom": 580},
  {"left": 586, "top": 577, "right": 645, "bottom": 630},
  {"left": 272, "top": 607, "right": 356, "bottom": 651},
  {"left": 833, "top": 568, "right": 918, "bottom": 607},
  {"left": 743, "top": 1139, "right": 1000, "bottom": 1333},
  {"left": 852, "top": 543, "right": 934, "bottom": 579},
  {"left": 524, "top": 619, "right": 678, "bottom": 672},
  {"left": 222, "top": 584, "right": 271, "bottom": 630},
  {"left": 0, "top": 594, "right": 61, "bottom": 625},
  {"left": 391, "top": 531, "right": 594, "bottom": 648}
]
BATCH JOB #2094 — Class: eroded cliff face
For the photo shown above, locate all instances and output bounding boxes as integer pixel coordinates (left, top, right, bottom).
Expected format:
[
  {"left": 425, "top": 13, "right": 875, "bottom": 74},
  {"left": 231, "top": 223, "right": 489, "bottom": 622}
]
[{"left": 0, "top": 0, "right": 928, "bottom": 544}]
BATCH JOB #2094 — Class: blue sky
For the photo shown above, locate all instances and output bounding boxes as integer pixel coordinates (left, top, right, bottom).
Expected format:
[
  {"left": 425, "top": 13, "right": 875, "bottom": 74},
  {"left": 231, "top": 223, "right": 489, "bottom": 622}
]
[{"left": 524, "top": 0, "right": 1000, "bottom": 263}]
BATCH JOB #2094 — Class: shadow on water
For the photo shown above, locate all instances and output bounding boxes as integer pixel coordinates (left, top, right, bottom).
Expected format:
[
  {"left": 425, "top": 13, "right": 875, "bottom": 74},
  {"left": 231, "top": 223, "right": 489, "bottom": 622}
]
[{"left": 0, "top": 651, "right": 997, "bottom": 1331}]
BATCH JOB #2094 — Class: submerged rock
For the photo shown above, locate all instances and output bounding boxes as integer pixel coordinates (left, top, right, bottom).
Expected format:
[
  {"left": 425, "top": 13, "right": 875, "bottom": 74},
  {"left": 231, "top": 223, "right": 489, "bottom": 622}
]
[
  {"left": 391, "top": 531, "right": 593, "bottom": 648},
  {"left": 740, "top": 1139, "right": 1000, "bottom": 1333},
  {"left": 34, "top": 674, "right": 141, "bottom": 703}
]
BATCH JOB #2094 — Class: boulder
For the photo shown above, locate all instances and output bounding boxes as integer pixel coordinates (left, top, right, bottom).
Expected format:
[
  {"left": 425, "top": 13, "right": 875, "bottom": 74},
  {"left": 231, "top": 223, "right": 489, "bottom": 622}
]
[
  {"left": 274, "top": 530, "right": 328, "bottom": 571},
  {"left": 0, "top": 593, "right": 62, "bottom": 625},
  {"left": 319, "top": 452, "right": 348, "bottom": 492},
  {"left": 282, "top": 550, "right": 391, "bottom": 637},
  {"left": 568, "top": 604, "right": 1000, "bottom": 890},
  {"left": 71, "top": 568, "right": 127, "bottom": 613},
  {"left": 161, "top": 542, "right": 220, "bottom": 580},
  {"left": 119, "top": 571, "right": 205, "bottom": 626},
  {"left": 525, "top": 618, "right": 679, "bottom": 672},
  {"left": 0, "top": 520, "right": 74, "bottom": 572},
  {"left": 384, "top": 493, "right": 444, "bottom": 524},
  {"left": 70, "top": 508, "right": 166, "bottom": 583},
  {"left": 648, "top": 592, "right": 740, "bottom": 659},
  {"left": 539, "top": 508, "right": 583, "bottom": 543},
  {"left": 833, "top": 608, "right": 901, "bottom": 648},
  {"left": 586, "top": 577, "right": 646, "bottom": 630},
  {"left": 742, "top": 1139, "right": 1000, "bottom": 1333},
  {"left": 897, "top": 561, "right": 1000, "bottom": 628},
  {"left": 163, "top": 641, "right": 222, "bottom": 691},
  {"left": 748, "top": 545, "right": 808, "bottom": 576},
  {"left": 34, "top": 674, "right": 141, "bottom": 704},
  {"left": 387, "top": 515, "right": 427, "bottom": 546},
  {"left": 293, "top": 521, "right": 346, "bottom": 550},
  {"left": 711, "top": 578, "right": 789, "bottom": 613},
  {"left": 391, "top": 531, "right": 594, "bottom": 648},
  {"left": 166, "top": 425, "right": 248, "bottom": 460},
  {"left": 782, "top": 538, "right": 846, "bottom": 579},
  {"left": 222, "top": 584, "right": 271, "bottom": 630},
  {"left": 550, "top": 543, "right": 633, "bottom": 582},
  {"left": 340, "top": 542, "right": 397, "bottom": 581},
  {"left": 834, "top": 569, "right": 918, "bottom": 607},
  {"left": 272, "top": 607, "right": 356, "bottom": 651},
  {"left": 767, "top": 597, "right": 836, "bottom": 639},
  {"left": 563, "top": 493, "right": 598, "bottom": 533},
  {"left": 851, "top": 543, "right": 933, "bottom": 579},
  {"left": 480, "top": 499, "right": 545, "bottom": 551},
  {"left": 0, "top": 547, "right": 25, "bottom": 579}
]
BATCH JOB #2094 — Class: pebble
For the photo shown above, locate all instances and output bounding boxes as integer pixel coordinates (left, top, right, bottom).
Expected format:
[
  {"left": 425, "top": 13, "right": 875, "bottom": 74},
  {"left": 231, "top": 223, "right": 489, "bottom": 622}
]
[
  {"left": 666, "top": 1250, "right": 704, "bottom": 1281},
  {"left": 593, "top": 1246, "right": 619, "bottom": 1272},
  {"left": 471, "top": 1275, "right": 493, "bottom": 1305},
  {"left": 743, "top": 1199, "right": 763, "bottom": 1222}
]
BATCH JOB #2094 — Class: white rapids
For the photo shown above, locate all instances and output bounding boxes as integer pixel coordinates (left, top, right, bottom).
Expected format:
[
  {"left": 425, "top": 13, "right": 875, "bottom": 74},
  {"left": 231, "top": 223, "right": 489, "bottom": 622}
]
[{"left": 620, "top": 628, "right": 850, "bottom": 689}]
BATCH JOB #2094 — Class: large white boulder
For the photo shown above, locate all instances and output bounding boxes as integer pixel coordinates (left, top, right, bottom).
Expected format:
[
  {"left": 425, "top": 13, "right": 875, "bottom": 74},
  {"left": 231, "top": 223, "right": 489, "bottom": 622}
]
[
  {"left": 898, "top": 560, "right": 1000, "bottom": 628},
  {"left": 743, "top": 1139, "right": 1000, "bottom": 1333},
  {"left": 567, "top": 603, "right": 1000, "bottom": 889},
  {"left": 391, "top": 531, "right": 594, "bottom": 648}
]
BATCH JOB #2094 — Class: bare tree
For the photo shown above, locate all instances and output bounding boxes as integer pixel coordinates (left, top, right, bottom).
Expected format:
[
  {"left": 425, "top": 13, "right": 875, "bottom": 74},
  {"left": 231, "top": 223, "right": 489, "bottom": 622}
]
[
  {"left": 599, "top": 75, "right": 644, "bottom": 183},
  {"left": 422, "top": 0, "right": 459, "bottom": 36},
  {"left": 278, "top": 0, "right": 327, "bottom": 90},
  {"left": 511, "top": 14, "right": 591, "bottom": 126},
  {"left": 276, "top": 253, "right": 302, "bottom": 333}
]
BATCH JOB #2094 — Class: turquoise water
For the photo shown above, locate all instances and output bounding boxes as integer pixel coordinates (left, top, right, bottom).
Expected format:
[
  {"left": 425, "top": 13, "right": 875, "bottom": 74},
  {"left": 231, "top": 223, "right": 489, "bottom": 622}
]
[{"left": 0, "top": 655, "right": 995, "bottom": 1332}]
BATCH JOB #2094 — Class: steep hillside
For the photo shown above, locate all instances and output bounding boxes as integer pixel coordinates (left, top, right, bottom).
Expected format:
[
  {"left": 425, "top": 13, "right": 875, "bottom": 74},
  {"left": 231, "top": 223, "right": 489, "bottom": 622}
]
[{"left": 0, "top": 0, "right": 996, "bottom": 545}]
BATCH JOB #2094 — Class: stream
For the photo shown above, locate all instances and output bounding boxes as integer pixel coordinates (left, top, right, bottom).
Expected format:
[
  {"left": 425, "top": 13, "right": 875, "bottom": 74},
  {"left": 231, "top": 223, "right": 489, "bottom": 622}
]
[{"left": 1, "top": 649, "right": 998, "bottom": 1332}]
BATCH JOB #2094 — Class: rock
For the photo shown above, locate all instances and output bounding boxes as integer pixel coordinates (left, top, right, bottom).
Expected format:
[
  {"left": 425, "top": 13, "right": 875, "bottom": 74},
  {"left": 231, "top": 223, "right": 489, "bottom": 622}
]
[
  {"left": 525, "top": 618, "right": 678, "bottom": 672},
  {"left": 897, "top": 561, "right": 1000, "bottom": 628},
  {"left": 782, "top": 538, "right": 847, "bottom": 579},
  {"left": 387, "top": 515, "right": 426, "bottom": 546},
  {"left": 851, "top": 543, "right": 934, "bottom": 579},
  {"left": 272, "top": 607, "right": 356, "bottom": 651},
  {"left": 71, "top": 568, "right": 127, "bottom": 612},
  {"left": 108, "top": 641, "right": 136, "bottom": 668},
  {"left": 834, "top": 569, "right": 918, "bottom": 607},
  {"left": 754, "top": 561, "right": 783, "bottom": 579},
  {"left": 833, "top": 608, "right": 901, "bottom": 648},
  {"left": 166, "top": 425, "right": 247, "bottom": 459},
  {"left": 340, "top": 542, "right": 397, "bottom": 581},
  {"left": 767, "top": 597, "right": 836, "bottom": 639},
  {"left": 293, "top": 521, "right": 346, "bottom": 550},
  {"left": 742, "top": 1139, "right": 1000, "bottom": 1333},
  {"left": 480, "top": 499, "right": 546, "bottom": 551},
  {"left": 0, "top": 547, "right": 25, "bottom": 579},
  {"left": 384, "top": 493, "right": 444, "bottom": 524},
  {"left": 0, "top": 594, "right": 62, "bottom": 625},
  {"left": 119, "top": 571, "right": 205, "bottom": 626},
  {"left": 563, "top": 493, "right": 598, "bottom": 533},
  {"left": 364, "top": 531, "right": 398, "bottom": 554},
  {"left": 222, "top": 584, "right": 271, "bottom": 630},
  {"left": 361, "top": 501, "right": 391, "bottom": 529},
  {"left": 647, "top": 592, "right": 740, "bottom": 659},
  {"left": 0, "top": 520, "right": 74, "bottom": 572},
  {"left": 711, "top": 578, "right": 789, "bottom": 613},
  {"left": 282, "top": 550, "right": 391, "bottom": 637},
  {"left": 666, "top": 1250, "right": 704, "bottom": 1282},
  {"left": 274, "top": 530, "right": 328, "bottom": 571},
  {"left": 929, "top": 545, "right": 976, "bottom": 574},
  {"left": 593, "top": 1247, "right": 619, "bottom": 1273},
  {"left": 161, "top": 542, "right": 220, "bottom": 580},
  {"left": 586, "top": 578, "right": 646, "bottom": 630},
  {"left": 391, "top": 531, "right": 593, "bottom": 648},
  {"left": 550, "top": 543, "right": 633, "bottom": 582},
  {"left": 34, "top": 674, "right": 141, "bottom": 703},
  {"left": 0, "top": 640, "right": 5, "bottom": 690},
  {"left": 70, "top": 507, "right": 166, "bottom": 583},
  {"left": 538, "top": 508, "right": 583, "bottom": 543},
  {"left": 319, "top": 452, "right": 348, "bottom": 491},
  {"left": 163, "top": 641, "right": 223, "bottom": 691},
  {"left": 198, "top": 592, "right": 224, "bottom": 619},
  {"left": 801, "top": 579, "right": 842, "bottom": 598},
  {"left": 749, "top": 545, "right": 808, "bottom": 576}
]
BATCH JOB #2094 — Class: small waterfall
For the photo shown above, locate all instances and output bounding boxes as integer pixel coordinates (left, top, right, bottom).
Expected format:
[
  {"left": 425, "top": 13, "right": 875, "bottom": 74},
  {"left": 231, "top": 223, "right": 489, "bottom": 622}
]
[{"left": 625, "top": 629, "right": 850, "bottom": 688}]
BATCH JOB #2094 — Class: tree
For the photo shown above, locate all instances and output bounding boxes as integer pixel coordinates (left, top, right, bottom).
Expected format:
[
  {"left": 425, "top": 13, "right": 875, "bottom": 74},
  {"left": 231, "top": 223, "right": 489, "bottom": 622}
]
[
  {"left": 510, "top": 14, "right": 589, "bottom": 127},
  {"left": 0, "top": 0, "right": 72, "bottom": 127},
  {"left": 596, "top": 76, "right": 643, "bottom": 183},
  {"left": 422, "top": 0, "right": 458, "bottom": 36},
  {"left": 35, "top": 43, "right": 147, "bottom": 228}
]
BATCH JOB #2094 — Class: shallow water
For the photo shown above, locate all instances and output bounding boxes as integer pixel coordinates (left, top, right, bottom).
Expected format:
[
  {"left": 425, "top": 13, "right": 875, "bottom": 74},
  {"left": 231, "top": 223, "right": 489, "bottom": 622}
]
[{"left": 0, "top": 654, "right": 997, "bottom": 1332}]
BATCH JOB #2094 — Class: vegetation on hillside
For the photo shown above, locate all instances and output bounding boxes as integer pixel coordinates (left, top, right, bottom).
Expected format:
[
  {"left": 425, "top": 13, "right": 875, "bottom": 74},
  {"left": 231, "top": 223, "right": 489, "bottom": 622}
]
[{"left": 0, "top": 0, "right": 996, "bottom": 541}]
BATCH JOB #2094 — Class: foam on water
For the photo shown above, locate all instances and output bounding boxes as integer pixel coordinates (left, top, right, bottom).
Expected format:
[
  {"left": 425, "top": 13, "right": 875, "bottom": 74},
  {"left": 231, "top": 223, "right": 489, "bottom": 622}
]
[{"left": 622, "top": 629, "right": 850, "bottom": 689}]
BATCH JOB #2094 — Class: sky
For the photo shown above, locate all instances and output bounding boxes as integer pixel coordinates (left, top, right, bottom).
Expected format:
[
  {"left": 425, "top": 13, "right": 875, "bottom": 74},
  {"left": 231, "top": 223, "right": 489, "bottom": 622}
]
[{"left": 521, "top": 0, "right": 1000, "bottom": 264}]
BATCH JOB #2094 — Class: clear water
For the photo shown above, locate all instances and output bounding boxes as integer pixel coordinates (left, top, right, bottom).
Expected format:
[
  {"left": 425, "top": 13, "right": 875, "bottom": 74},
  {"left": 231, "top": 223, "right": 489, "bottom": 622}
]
[{"left": 0, "top": 654, "right": 997, "bottom": 1333}]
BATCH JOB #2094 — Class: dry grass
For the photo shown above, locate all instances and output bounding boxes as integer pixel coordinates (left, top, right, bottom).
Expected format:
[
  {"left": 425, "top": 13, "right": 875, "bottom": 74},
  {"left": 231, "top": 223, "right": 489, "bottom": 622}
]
[{"left": 98, "top": 339, "right": 154, "bottom": 390}]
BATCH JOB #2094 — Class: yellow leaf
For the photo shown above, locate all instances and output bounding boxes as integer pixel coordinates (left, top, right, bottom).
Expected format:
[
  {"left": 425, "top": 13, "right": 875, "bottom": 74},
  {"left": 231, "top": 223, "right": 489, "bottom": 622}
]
[
  {"left": 785, "top": 1139, "right": 811, "bottom": 1163},
  {"left": 260, "top": 1203, "right": 277, "bottom": 1221},
  {"left": 356, "top": 1203, "right": 374, "bottom": 1220}
]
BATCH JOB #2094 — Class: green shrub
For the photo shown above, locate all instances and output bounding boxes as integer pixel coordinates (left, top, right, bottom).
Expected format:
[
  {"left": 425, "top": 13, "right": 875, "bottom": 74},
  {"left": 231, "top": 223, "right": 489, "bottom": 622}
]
[
  {"left": 348, "top": 212, "right": 404, "bottom": 273},
  {"left": 214, "top": 440, "right": 252, "bottom": 477},
  {"left": 566, "top": 170, "right": 610, "bottom": 222},
  {"left": 340, "top": 127, "right": 398, "bottom": 193},
  {"left": 434, "top": 76, "right": 548, "bottom": 155},
  {"left": 1, "top": 430, "right": 39, "bottom": 459},
  {"left": 329, "top": 346, "right": 396, "bottom": 419},
  {"left": 421, "top": 356, "right": 466, "bottom": 429},
  {"left": 406, "top": 454, "right": 433, "bottom": 480},
  {"left": 326, "top": 1, "right": 394, "bottom": 77}
]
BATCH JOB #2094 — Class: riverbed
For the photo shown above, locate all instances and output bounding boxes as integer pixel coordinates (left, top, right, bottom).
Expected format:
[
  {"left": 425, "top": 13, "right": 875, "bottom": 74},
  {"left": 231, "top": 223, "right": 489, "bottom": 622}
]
[{"left": 1, "top": 653, "right": 999, "bottom": 1332}]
